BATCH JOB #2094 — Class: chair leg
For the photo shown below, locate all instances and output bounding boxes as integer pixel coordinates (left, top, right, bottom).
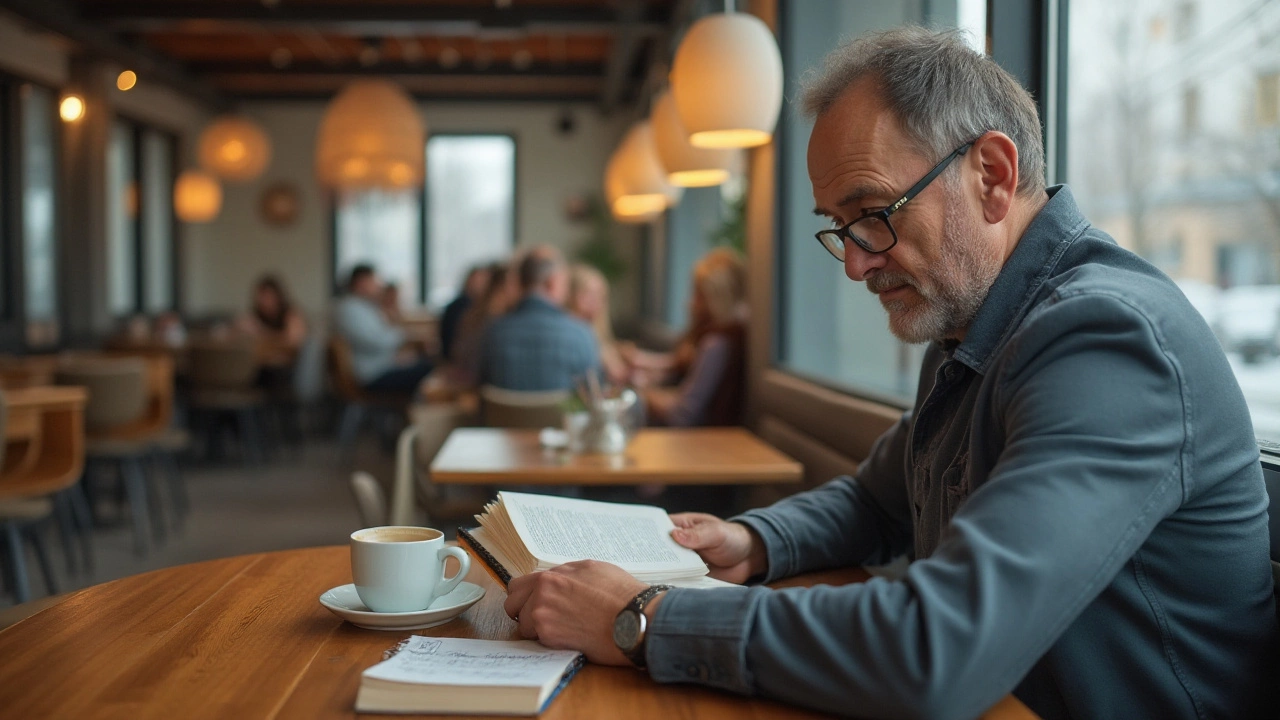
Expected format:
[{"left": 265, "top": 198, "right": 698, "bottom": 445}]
[
  {"left": 26, "top": 522, "right": 58, "bottom": 596},
  {"left": 3, "top": 521, "right": 31, "bottom": 604},
  {"left": 53, "top": 492, "right": 78, "bottom": 576},
  {"left": 120, "top": 458, "right": 151, "bottom": 557},
  {"left": 156, "top": 451, "right": 188, "bottom": 529},
  {"left": 337, "top": 404, "right": 365, "bottom": 461},
  {"left": 145, "top": 461, "right": 167, "bottom": 545},
  {"left": 68, "top": 483, "right": 95, "bottom": 577}
]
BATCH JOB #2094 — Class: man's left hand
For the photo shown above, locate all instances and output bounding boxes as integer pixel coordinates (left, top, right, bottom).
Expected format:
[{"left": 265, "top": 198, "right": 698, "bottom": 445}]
[{"left": 503, "top": 560, "right": 648, "bottom": 666}]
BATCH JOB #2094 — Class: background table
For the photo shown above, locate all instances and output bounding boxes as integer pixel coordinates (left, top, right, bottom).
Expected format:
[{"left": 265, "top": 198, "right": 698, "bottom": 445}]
[
  {"left": 430, "top": 427, "right": 804, "bottom": 486},
  {"left": 0, "top": 546, "right": 1036, "bottom": 719}
]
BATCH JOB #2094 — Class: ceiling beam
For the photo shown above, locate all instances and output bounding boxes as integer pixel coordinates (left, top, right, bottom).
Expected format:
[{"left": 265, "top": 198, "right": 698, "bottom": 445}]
[
  {"left": 184, "top": 60, "right": 603, "bottom": 78},
  {"left": 0, "top": 0, "right": 227, "bottom": 109},
  {"left": 81, "top": 2, "right": 668, "bottom": 36}
]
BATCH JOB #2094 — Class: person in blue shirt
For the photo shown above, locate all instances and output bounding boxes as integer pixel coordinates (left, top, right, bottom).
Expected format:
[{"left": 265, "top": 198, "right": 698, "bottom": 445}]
[
  {"left": 333, "top": 264, "right": 432, "bottom": 394},
  {"left": 478, "top": 246, "right": 599, "bottom": 392},
  {"left": 500, "top": 27, "right": 1279, "bottom": 719}
]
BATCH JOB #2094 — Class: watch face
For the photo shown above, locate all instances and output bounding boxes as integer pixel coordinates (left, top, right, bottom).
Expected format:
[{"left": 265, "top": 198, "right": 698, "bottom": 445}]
[{"left": 613, "top": 610, "right": 641, "bottom": 651}]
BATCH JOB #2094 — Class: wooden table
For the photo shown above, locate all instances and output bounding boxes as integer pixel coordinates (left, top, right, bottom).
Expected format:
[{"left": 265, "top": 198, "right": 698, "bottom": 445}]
[
  {"left": 430, "top": 427, "right": 804, "bottom": 486},
  {"left": 1, "top": 386, "right": 87, "bottom": 496},
  {"left": 0, "top": 546, "right": 1037, "bottom": 719}
]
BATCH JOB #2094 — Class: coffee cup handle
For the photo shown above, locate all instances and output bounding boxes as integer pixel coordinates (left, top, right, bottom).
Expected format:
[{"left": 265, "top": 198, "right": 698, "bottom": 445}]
[{"left": 435, "top": 546, "right": 471, "bottom": 599}]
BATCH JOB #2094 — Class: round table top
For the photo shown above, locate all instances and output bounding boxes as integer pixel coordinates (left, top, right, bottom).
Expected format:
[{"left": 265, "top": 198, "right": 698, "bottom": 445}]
[{"left": 0, "top": 546, "right": 834, "bottom": 719}]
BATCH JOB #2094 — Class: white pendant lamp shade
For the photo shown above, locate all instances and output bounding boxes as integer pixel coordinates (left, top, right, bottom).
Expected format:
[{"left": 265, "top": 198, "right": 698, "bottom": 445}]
[
  {"left": 315, "top": 79, "right": 425, "bottom": 190},
  {"left": 605, "top": 155, "right": 659, "bottom": 224},
  {"left": 606, "top": 121, "right": 682, "bottom": 219},
  {"left": 198, "top": 115, "right": 272, "bottom": 181},
  {"left": 650, "top": 89, "right": 739, "bottom": 187},
  {"left": 671, "top": 12, "right": 783, "bottom": 149},
  {"left": 174, "top": 170, "right": 223, "bottom": 223}
]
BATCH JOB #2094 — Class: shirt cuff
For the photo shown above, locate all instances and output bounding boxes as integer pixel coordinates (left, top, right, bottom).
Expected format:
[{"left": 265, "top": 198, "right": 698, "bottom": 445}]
[
  {"left": 645, "top": 585, "right": 768, "bottom": 694},
  {"left": 729, "top": 511, "right": 798, "bottom": 584}
]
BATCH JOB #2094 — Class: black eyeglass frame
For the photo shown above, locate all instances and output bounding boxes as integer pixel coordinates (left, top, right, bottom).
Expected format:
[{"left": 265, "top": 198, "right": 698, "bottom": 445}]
[{"left": 815, "top": 140, "right": 977, "bottom": 261}]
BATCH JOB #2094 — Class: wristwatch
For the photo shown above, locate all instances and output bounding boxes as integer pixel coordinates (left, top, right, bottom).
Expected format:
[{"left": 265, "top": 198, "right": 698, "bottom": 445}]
[{"left": 612, "top": 584, "right": 673, "bottom": 669}]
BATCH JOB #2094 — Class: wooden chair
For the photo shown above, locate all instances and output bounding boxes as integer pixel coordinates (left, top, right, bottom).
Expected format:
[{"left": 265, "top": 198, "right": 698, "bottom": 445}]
[
  {"left": 479, "top": 385, "right": 569, "bottom": 429},
  {"left": 328, "top": 337, "right": 403, "bottom": 460},
  {"left": 187, "top": 341, "right": 265, "bottom": 466},
  {"left": 0, "top": 387, "right": 87, "bottom": 603}
]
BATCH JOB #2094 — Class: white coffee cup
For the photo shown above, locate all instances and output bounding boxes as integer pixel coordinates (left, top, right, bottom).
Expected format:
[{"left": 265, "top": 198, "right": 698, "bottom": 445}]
[{"left": 350, "top": 526, "right": 471, "bottom": 613}]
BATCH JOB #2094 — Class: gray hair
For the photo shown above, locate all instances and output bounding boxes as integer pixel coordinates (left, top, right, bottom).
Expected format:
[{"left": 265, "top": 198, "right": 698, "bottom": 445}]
[
  {"left": 518, "top": 244, "right": 564, "bottom": 291},
  {"left": 799, "top": 27, "right": 1045, "bottom": 196}
]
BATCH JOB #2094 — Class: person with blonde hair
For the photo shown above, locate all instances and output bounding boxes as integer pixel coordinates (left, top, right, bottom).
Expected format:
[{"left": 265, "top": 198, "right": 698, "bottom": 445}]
[
  {"left": 640, "top": 247, "right": 748, "bottom": 426},
  {"left": 567, "top": 264, "right": 628, "bottom": 385}
]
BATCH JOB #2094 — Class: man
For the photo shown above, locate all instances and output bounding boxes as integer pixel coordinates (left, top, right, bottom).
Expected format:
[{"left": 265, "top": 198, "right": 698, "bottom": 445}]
[
  {"left": 333, "top": 264, "right": 432, "bottom": 394},
  {"left": 478, "top": 246, "right": 599, "bottom": 392},
  {"left": 502, "top": 28, "right": 1278, "bottom": 719},
  {"left": 439, "top": 264, "right": 491, "bottom": 363}
]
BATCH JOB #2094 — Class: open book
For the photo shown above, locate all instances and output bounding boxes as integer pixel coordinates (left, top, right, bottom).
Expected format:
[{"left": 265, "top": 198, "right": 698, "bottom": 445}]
[
  {"left": 457, "top": 491, "right": 734, "bottom": 590},
  {"left": 356, "top": 636, "right": 584, "bottom": 715}
]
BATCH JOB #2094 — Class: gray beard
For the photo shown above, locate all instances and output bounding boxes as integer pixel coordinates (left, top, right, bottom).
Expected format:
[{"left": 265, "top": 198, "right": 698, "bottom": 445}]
[{"left": 873, "top": 179, "right": 1003, "bottom": 344}]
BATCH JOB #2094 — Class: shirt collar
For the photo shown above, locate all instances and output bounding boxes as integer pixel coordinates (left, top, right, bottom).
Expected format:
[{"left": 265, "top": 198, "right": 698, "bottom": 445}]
[
  {"left": 951, "top": 185, "right": 1092, "bottom": 373},
  {"left": 516, "top": 294, "right": 562, "bottom": 314}
]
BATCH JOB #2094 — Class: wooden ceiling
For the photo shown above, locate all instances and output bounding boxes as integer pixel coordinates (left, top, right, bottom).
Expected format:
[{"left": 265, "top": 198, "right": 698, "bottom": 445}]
[{"left": 1, "top": 0, "right": 687, "bottom": 106}]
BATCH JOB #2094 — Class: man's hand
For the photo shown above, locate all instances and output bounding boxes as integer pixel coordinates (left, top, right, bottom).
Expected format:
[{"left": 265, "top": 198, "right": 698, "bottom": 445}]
[
  {"left": 503, "top": 561, "right": 648, "bottom": 666},
  {"left": 669, "top": 513, "right": 768, "bottom": 584}
]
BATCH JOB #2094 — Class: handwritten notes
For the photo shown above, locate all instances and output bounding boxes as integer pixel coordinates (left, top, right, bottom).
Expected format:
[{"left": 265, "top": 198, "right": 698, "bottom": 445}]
[{"left": 364, "top": 637, "right": 583, "bottom": 687}]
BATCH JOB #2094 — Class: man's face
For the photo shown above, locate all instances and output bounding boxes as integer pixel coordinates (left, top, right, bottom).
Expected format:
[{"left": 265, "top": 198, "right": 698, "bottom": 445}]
[
  {"left": 354, "top": 273, "right": 382, "bottom": 299},
  {"left": 807, "top": 79, "right": 1002, "bottom": 343}
]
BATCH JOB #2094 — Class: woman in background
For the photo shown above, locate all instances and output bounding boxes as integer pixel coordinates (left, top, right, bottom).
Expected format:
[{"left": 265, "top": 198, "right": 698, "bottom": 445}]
[
  {"left": 243, "top": 274, "right": 308, "bottom": 361},
  {"left": 449, "top": 263, "right": 517, "bottom": 388},
  {"left": 567, "top": 264, "right": 628, "bottom": 385},
  {"left": 638, "top": 248, "right": 748, "bottom": 427}
]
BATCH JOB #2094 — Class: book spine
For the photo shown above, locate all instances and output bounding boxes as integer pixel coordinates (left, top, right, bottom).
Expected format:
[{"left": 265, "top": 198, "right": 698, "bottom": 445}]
[{"left": 456, "top": 527, "right": 512, "bottom": 589}]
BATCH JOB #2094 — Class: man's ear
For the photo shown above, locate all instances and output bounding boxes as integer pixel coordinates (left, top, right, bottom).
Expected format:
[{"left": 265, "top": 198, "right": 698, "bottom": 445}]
[{"left": 970, "top": 131, "right": 1019, "bottom": 225}]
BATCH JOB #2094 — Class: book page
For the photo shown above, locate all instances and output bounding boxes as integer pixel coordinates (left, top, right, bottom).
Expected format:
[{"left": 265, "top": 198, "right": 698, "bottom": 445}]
[
  {"left": 498, "top": 492, "right": 706, "bottom": 574},
  {"left": 364, "top": 637, "right": 581, "bottom": 688}
]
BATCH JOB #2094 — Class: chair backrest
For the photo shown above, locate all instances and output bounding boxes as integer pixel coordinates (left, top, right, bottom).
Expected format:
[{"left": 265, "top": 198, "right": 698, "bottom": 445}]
[
  {"left": 327, "top": 336, "right": 365, "bottom": 402},
  {"left": 188, "top": 342, "right": 258, "bottom": 389},
  {"left": 479, "top": 385, "right": 569, "bottom": 429},
  {"left": 56, "top": 358, "right": 148, "bottom": 434},
  {"left": 292, "top": 328, "right": 327, "bottom": 403},
  {"left": 349, "top": 471, "right": 387, "bottom": 528}
]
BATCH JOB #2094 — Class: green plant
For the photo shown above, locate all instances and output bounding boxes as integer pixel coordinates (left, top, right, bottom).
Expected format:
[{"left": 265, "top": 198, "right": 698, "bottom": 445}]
[
  {"left": 576, "top": 195, "right": 628, "bottom": 283},
  {"left": 708, "top": 189, "right": 747, "bottom": 254}
]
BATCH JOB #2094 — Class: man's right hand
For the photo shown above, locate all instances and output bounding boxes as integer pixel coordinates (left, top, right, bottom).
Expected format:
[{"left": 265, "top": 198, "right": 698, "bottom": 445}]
[{"left": 669, "top": 513, "right": 768, "bottom": 584}]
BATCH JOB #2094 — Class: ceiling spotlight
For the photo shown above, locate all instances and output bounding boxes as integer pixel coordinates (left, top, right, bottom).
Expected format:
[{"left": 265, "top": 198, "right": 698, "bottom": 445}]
[
  {"left": 439, "top": 45, "right": 462, "bottom": 69},
  {"left": 116, "top": 70, "right": 137, "bottom": 91},
  {"left": 495, "top": 0, "right": 513, "bottom": 7},
  {"left": 512, "top": 49, "right": 533, "bottom": 71},
  {"left": 270, "top": 47, "right": 293, "bottom": 69},
  {"left": 400, "top": 38, "right": 423, "bottom": 64},
  {"left": 359, "top": 40, "right": 381, "bottom": 67},
  {"left": 59, "top": 95, "right": 85, "bottom": 122}
]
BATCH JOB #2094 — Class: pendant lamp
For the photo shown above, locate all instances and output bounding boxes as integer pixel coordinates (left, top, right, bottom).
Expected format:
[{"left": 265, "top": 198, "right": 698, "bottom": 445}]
[
  {"left": 174, "top": 170, "right": 223, "bottom": 223},
  {"left": 198, "top": 115, "right": 272, "bottom": 181},
  {"left": 650, "top": 89, "right": 740, "bottom": 187},
  {"left": 606, "top": 154, "right": 660, "bottom": 224},
  {"left": 606, "top": 121, "right": 682, "bottom": 219},
  {"left": 671, "top": 12, "right": 783, "bottom": 149},
  {"left": 315, "top": 79, "right": 425, "bottom": 190}
]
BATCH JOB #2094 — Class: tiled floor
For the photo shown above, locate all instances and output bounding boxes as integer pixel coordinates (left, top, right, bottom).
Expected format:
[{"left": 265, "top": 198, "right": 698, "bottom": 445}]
[{"left": 1, "top": 435, "right": 449, "bottom": 610}]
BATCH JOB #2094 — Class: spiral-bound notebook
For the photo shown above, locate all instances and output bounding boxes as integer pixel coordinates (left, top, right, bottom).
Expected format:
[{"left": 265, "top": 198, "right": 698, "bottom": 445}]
[{"left": 355, "top": 636, "right": 585, "bottom": 715}]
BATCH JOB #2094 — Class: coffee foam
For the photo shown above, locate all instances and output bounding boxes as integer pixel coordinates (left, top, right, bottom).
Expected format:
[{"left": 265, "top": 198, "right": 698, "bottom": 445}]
[{"left": 353, "top": 526, "right": 443, "bottom": 544}]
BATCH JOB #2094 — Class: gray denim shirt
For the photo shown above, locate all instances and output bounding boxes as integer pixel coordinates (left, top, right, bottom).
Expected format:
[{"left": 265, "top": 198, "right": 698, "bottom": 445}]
[{"left": 645, "top": 186, "right": 1279, "bottom": 720}]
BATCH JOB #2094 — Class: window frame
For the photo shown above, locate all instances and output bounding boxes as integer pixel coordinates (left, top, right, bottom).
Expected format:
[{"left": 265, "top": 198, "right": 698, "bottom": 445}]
[
  {"left": 330, "top": 131, "right": 519, "bottom": 307},
  {"left": 110, "top": 115, "right": 181, "bottom": 318}
]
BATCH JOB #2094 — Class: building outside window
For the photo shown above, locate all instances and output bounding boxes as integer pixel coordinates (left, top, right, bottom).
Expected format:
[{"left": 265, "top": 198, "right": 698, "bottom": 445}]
[{"left": 1067, "top": 0, "right": 1280, "bottom": 441}]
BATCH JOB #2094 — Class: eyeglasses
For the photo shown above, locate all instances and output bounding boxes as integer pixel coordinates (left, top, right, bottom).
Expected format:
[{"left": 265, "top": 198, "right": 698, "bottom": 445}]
[{"left": 815, "top": 141, "right": 975, "bottom": 262}]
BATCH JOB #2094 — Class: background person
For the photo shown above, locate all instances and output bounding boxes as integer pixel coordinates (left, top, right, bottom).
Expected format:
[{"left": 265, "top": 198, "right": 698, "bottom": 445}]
[
  {"left": 567, "top": 264, "right": 628, "bottom": 386},
  {"left": 333, "top": 264, "right": 432, "bottom": 395}
]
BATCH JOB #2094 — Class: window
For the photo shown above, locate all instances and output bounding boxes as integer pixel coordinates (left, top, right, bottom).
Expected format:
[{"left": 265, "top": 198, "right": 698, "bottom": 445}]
[
  {"left": 775, "top": 0, "right": 986, "bottom": 404},
  {"left": 425, "top": 134, "right": 515, "bottom": 309},
  {"left": 20, "top": 83, "right": 57, "bottom": 346},
  {"left": 334, "top": 189, "right": 422, "bottom": 301},
  {"left": 1067, "top": 0, "right": 1280, "bottom": 442},
  {"left": 108, "top": 120, "right": 178, "bottom": 316},
  {"left": 334, "top": 134, "right": 516, "bottom": 309}
]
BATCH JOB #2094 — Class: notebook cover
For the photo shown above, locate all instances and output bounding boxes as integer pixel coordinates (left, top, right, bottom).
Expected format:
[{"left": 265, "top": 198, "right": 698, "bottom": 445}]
[
  {"left": 539, "top": 653, "right": 587, "bottom": 713},
  {"left": 456, "top": 526, "right": 512, "bottom": 589}
]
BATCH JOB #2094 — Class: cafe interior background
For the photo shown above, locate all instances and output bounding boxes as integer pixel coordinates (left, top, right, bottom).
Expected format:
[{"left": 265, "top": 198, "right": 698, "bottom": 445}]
[{"left": 0, "top": 0, "right": 1279, "bottom": 613}]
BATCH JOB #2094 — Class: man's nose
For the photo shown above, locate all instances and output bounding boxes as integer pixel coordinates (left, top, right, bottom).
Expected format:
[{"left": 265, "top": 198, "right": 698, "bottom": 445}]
[{"left": 843, "top": 242, "right": 887, "bottom": 282}]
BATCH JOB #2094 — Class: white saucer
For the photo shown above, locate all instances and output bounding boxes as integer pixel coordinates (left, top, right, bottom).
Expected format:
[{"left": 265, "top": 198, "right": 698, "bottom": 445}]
[{"left": 319, "top": 582, "right": 486, "bottom": 631}]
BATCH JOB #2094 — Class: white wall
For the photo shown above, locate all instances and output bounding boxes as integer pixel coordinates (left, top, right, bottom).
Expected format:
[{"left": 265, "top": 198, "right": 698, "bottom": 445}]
[{"left": 187, "top": 100, "right": 643, "bottom": 323}]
